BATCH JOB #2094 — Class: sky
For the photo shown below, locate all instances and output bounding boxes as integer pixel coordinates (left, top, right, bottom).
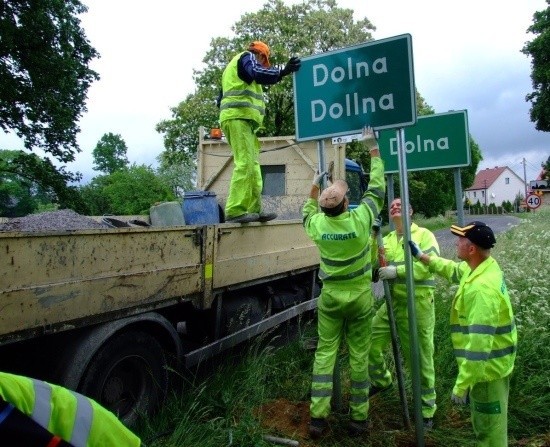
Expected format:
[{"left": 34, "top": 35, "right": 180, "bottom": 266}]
[{"left": 1, "top": 0, "right": 548, "bottom": 185}]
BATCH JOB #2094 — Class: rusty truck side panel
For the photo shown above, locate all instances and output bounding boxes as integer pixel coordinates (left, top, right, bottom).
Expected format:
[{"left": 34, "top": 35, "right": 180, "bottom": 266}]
[{"left": 0, "top": 226, "right": 203, "bottom": 344}]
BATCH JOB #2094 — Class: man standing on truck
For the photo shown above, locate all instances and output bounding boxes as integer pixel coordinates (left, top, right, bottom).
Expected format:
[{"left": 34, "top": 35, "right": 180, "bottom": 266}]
[
  {"left": 219, "top": 41, "right": 301, "bottom": 224},
  {"left": 0, "top": 371, "right": 142, "bottom": 446},
  {"left": 303, "top": 126, "right": 385, "bottom": 438},
  {"left": 368, "top": 198, "right": 439, "bottom": 429}
]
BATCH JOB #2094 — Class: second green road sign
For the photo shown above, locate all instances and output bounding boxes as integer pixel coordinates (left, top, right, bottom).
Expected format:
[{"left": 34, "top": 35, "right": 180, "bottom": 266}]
[
  {"left": 377, "top": 110, "right": 471, "bottom": 173},
  {"left": 293, "top": 34, "right": 416, "bottom": 142}
]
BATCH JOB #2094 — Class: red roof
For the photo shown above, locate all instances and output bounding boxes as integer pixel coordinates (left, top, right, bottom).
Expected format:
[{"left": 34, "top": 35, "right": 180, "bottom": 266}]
[{"left": 466, "top": 166, "right": 508, "bottom": 190}]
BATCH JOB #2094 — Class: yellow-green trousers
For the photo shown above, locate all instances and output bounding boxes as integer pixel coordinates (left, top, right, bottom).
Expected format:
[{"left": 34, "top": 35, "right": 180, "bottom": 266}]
[
  {"left": 368, "top": 295, "right": 436, "bottom": 418},
  {"left": 470, "top": 375, "right": 510, "bottom": 446},
  {"left": 310, "top": 284, "right": 373, "bottom": 421},
  {"left": 221, "top": 119, "right": 262, "bottom": 219}
]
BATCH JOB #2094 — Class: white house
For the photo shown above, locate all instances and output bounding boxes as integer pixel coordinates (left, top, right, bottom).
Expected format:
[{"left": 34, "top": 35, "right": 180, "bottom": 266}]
[{"left": 464, "top": 166, "right": 526, "bottom": 206}]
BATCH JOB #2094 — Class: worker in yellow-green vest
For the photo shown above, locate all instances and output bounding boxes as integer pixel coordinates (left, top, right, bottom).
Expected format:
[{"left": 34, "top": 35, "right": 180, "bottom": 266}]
[
  {"left": 302, "top": 126, "right": 385, "bottom": 439},
  {"left": 409, "top": 221, "right": 517, "bottom": 446},
  {"left": 218, "top": 41, "right": 301, "bottom": 224},
  {"left": 369, "top": 198, "right": 440, "bottom": 429},
  {"left": 0, "top": 371, "right": 141, "bottom": 446}
]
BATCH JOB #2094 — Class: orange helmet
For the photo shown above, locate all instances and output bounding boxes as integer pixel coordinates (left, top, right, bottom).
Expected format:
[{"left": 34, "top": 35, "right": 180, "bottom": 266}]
[{"left": 248, "top": 41, "right": 271, "bottom": 67}]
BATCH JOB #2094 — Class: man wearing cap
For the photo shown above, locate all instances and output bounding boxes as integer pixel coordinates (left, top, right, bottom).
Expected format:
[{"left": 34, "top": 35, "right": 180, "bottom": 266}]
[
  {"left": 368, "top": 198, "right": 439, "bottom": 429},
  {"left": 409, "top": 221, "right": 517, "bottom": 446},
  {"left": 219, "top": 41, "right": 301, "bottom": 224},
  {"left": 303, "top": 126, "right": 385, "bottom": 438}
]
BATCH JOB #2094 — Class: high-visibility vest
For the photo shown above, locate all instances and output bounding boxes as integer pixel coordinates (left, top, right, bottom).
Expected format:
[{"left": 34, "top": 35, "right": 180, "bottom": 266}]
[
  {"left": 0, "top": 372, "right": 141, "bottom": 447},
  {"left": 219, "top": 52, "right": 265, "bottom": 126}
]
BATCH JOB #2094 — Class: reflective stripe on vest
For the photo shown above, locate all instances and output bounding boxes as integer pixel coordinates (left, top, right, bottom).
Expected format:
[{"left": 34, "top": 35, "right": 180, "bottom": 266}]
[{"left": 32, "top": 379, "right": 93, "bottom": 447}]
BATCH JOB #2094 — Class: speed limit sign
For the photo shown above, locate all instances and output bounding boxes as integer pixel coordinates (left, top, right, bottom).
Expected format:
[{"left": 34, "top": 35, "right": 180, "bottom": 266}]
[{"left": 526, "top": 193, "right": 542, "bottom": 210}]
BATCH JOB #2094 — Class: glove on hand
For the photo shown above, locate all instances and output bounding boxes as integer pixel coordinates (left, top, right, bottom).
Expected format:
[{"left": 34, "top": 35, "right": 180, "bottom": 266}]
[
  {"left": 379, "top": 266, "right": 397, "bottom": 280},
  {"left": 372, "top": 215, "right": 383, "bottom": 232},
  {"left": 358, "top": 126, "right": 379, "bottom": 151},
  {"left": 312, "top": 171, "right": 327, "bottom": 188},
  {"left": 451, "top": 392, "right": 469, "bottom": 405},
  {"left": 408, "top": 240, "right": 424, "bottom": 259},
  {"left": 281, "top": 56, "right": 301, "bottom": 77}
]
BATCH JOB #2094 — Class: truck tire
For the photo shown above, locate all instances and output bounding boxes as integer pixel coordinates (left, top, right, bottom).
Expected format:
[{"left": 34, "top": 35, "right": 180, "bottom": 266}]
[{"left": 78, "top": 330, "right": 169, "bottom": 426}]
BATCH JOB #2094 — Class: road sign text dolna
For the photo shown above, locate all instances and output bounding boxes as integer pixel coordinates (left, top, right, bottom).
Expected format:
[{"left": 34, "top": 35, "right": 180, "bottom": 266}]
[{"left": 310, "top": 57, "right": 394, "bottom": 122}]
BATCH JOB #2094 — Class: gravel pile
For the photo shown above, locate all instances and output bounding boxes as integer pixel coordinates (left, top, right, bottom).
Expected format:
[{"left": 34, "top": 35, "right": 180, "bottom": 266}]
[{"left": 0, "top": 209, "right": 110, "bottom": 232}]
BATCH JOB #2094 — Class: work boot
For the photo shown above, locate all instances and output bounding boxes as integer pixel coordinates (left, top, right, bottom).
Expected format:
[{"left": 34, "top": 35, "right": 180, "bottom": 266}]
[
  {"left": 348, "top": 419, "right": 369, "bottom": 437},
  {"left": 423, "top": 418, "right": 434, "bottom": 430},
  {"left": 225, "top": 213, "right": 260, "bottom": 224},
  {"left": 368, "top": 383, "right": 393, "bottom": 398},
  {"left": 308, "top": 417, "right": 327, "bottom": 439},
  {"left": 258, "top": 212, "right": 277, "bottom": 222}
]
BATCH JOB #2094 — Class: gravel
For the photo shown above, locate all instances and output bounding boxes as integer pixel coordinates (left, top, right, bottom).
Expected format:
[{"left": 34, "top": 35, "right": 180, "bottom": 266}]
[{"left": 0, "top": 209, "right": 110, "bottom": 232}]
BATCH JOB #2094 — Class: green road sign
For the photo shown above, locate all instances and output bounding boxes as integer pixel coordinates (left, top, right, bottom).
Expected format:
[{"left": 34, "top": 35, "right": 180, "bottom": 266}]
[
  {"left": 378, "top": 110, "right": 471, "bottom": 173},
  {"left": 293, "top": 34, "right": 416, "bottom": 142}
]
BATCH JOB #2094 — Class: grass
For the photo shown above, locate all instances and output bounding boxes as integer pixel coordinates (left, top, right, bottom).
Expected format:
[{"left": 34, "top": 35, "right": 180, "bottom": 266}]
[{"left": 135, "top": 207, "right": 550, "bottom": 447}]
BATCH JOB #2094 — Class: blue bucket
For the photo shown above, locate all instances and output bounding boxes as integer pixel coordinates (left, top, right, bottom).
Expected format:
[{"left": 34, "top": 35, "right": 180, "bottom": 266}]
[{"left": 183, "top": 191, "right": 220, "bottom": 225}]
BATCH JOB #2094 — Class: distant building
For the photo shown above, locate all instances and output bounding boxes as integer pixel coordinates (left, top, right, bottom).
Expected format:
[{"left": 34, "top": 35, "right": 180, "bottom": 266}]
[{"left": 464, "top": 166, "right": 526, "bottom": 206}]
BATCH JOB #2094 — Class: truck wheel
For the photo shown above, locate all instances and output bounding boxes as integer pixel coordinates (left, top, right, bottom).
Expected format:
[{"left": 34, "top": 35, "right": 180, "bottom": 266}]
[{"left": 78, "top": 330, "right": 169, "bottom": 426}]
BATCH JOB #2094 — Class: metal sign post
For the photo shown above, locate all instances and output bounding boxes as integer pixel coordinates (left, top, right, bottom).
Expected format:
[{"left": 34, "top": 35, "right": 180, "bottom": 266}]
[{"left": 396, "top": 128, "right": 425, "bottom": 446}]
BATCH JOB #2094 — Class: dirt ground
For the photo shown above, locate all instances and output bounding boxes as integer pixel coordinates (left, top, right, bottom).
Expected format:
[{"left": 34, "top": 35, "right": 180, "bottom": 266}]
[{"left": 257, "top": 398, "right": 550, "bottom": 447}]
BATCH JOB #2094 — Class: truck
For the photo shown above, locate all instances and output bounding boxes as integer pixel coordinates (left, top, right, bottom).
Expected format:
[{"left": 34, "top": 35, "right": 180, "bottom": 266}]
[{"left": 0, "top": 130, "right": 367, "bottom": 424}]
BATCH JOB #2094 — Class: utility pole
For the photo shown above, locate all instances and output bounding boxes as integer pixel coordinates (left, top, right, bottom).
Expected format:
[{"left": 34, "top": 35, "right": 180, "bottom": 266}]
[{"left": 523, "top": 157, "right": 527, "bottom": 200}]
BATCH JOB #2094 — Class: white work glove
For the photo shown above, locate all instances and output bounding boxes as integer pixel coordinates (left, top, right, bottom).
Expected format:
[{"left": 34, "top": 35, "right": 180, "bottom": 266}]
[
  {"left": 378, "top": 265, "right": 397, "bottom": 280},
  {"left": 408, "top": 240, "right": 424, "bottom": 259},
  {"left": 312, "top": 171, "right": 327, "bottom": 188},
  {"left": 451, "top": 392, "right": 469, "bottom": 405},
  {"left": 358, "top": 126, "right": 379, "bottom": 152}
]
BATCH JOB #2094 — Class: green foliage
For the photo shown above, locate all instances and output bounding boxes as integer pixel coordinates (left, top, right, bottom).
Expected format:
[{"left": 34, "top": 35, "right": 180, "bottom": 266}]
[
  {"left": 0, "top": 0, "right": 99, "bottom": 161},
  {"left": 92, "top": 133, "right": 129, "bottom": 174},
  {"left": 79, "top": 164, "right": 175, "bottom": 215},
  {"left": 542, "top": 155, "right": 550, "bottom": 181},
  {"left": 156, "top": 0, "right": 375, "bottom": 162},
  {"left": 0, "top": 150, "right": 87, "bottom": 216},
  {"left": 155, "top": 157, "right": 196, "bottom": 198},
  {"left": 522, "top": 2, "right": 550, "bottom": 131}
]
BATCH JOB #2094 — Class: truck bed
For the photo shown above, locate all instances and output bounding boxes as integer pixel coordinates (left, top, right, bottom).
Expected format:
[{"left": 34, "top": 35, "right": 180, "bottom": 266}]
[{"left": 0, "top": 220, "right": 319, "bottom": 345}]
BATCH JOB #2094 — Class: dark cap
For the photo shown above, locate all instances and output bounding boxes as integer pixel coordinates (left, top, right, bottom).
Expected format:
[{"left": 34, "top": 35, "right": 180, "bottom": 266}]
[{"left": 450, "top": 221, "right": 496, "bottom": 249}]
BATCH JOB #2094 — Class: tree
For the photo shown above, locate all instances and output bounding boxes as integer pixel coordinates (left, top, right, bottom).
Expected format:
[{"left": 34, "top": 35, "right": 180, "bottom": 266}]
[
  {"left": 0, "top": 0, "right": 99, "bottom": 160},
  {"left": 156, "top": 153, "right": 196, "bottom": 198},
  {"left": 0, "top": 0, "right": 99, "bottom": 213},
  {"left": 156, "top": 0, "right": 375, "bottom": 164},
  {"left": 522, "top": 2, "right": 550, "bottom": 131},
  {"left": 92, "top": 133, "right": 129, "bottom": 174},
  {"left": 542, "top": 155, "right": 550, "bottom": 181},
  {"left": 0, "top": 150, "right": 88, "bottom": 216},
  {"left": 80, "top": 164, "right": 175, "bottom": 216}
]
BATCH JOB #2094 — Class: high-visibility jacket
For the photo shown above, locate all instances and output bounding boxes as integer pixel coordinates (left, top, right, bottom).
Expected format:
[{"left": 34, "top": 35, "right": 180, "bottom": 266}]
[
  {"left": 219, "top": 52, "right": 265, "bottom": 126},
  {"left": 0, "top": 372, "right": 141, "bottom": 447},
  {"left": 303, "top": 157, "right": 386, "bottom": 288},
  {"left": 428, "top": 256, "right": 517, "bottom": 397},
  {"left": 381, "top": 223, "right": 439, "bottom": 304}
]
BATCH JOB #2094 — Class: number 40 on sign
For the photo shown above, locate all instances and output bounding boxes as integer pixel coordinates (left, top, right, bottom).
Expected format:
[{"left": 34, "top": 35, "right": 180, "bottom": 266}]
[{"left": 526, "top": 193, "right": 542, "bottom": 210}]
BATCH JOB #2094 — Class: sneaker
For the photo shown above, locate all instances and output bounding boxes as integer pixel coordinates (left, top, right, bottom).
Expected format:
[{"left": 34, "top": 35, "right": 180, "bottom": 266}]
[
  {"left": 348, "top": 419, "right": 369, "bottom": 437},
  {"left": 368, "top": 383, "right": 393, "bottom": 398},
  {"left": 258, "top": 212, "right": 277, "bottom": 222},
  {"left": 309, "top": 417, "right": 327, "bottom": 439},
  {"left": 225, "top": 213, "right": 260, "bottom": 224},
  {"left": 423, "top": 418, "right": 434, "bottom": 430}
]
